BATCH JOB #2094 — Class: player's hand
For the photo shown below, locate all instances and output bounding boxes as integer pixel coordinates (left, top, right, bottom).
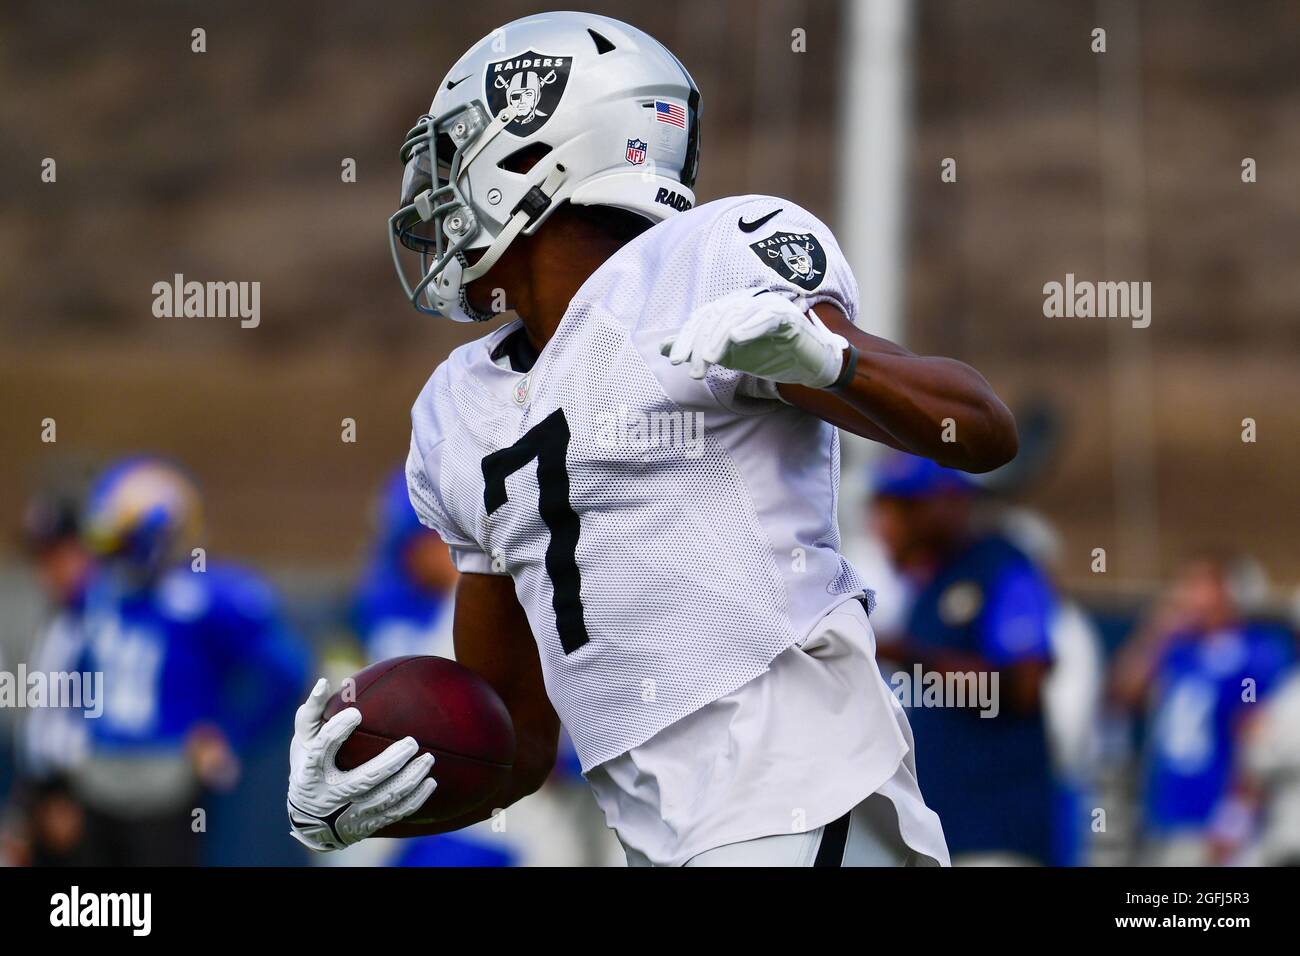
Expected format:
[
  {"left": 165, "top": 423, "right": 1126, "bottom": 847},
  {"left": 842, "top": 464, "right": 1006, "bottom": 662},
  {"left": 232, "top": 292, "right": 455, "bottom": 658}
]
[
  {"left": 286, "top": 678, "right": 437, "bottom": 852},
  {"left": 186, "top": 723, "right": 241, "bottom": 791},
  {"left": 660, "top": 289, "right": 849, "bottom": 388}
]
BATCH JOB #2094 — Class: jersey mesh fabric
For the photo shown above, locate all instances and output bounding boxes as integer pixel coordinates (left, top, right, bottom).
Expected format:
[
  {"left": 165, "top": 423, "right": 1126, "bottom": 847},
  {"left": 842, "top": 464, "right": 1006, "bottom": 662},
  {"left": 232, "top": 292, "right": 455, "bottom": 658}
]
[
  {"left": 408, "top": 196, "right": 870, "bottom": 770},
  {"left": 591, "top": 194, "right": 866, "bottom": 607}
]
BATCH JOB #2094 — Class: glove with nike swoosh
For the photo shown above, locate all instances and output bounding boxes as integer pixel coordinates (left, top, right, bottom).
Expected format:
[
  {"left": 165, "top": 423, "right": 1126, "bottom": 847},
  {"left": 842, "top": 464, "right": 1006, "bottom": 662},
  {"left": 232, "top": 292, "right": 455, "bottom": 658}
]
[
  {"left": 286, "top": 678, "right": 437, "bottom": 852},
  {"left": 660, "top": 289, "right": 851, "bottom": 389}
]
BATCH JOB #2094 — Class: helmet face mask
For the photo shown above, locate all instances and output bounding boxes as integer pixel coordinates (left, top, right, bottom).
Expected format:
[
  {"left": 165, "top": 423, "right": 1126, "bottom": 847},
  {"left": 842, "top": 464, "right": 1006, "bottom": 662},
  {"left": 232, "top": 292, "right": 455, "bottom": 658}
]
[
  {"left": 387, "top": 13, "right": 702, "bottom": 323},
  {"left": 388, "top": 102, "right": 498, "bottom": 320}
]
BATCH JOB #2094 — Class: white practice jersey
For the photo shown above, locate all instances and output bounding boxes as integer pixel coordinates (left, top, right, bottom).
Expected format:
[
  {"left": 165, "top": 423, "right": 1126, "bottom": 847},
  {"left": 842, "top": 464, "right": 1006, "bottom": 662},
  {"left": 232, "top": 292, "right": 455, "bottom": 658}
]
[{"left": 407, "top": 195, "right": 869, "bottom": 771}]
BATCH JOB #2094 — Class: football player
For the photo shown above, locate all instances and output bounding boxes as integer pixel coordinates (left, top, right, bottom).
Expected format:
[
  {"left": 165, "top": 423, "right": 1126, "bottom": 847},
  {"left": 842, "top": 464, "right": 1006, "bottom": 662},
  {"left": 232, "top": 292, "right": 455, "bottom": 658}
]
[
  {"left": 868, "top": 453, "right": 1057, "bottom": 864},
  {"left": 288, "top": 12, "right": 1017, "bottom": 865},
  {"left": 1111, "top": 554, "right": 1296, "bottom": 865},
  {"left": 75, "top": 457, "right": 308, "bottom": 864}
]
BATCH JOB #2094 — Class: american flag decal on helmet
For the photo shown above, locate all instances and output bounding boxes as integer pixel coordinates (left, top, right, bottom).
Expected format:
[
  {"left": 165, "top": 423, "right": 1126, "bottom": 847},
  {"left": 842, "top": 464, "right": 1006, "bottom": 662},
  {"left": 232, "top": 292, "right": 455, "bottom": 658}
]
[{"left": 654, "top": 99, "right": 687, "bottom": 129}]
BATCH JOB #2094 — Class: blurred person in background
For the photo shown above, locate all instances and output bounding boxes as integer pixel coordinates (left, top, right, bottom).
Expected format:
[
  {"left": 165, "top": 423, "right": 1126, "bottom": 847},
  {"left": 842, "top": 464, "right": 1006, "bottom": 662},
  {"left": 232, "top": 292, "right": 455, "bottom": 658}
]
[
  {"left": 352, "top": 470, "right": 458, "bottom": 664},
  {"left": 3, "top": 491, "right": 94, "bottom": 866},
  {"left": 69, "top": 456, "right": 308, "bottom": 865},
  {"left": 997, "top": 507, "right": 1105, "bottom": 866},
  {"left": 1110, "top": 553, "right": 1296, "bottom": 866},
  {"left": 869, "top": 452, "right": 1056, "bottom": 865},
  {"left": 1240, "top": 666, "right": 1300, "bottom": 866},
  {"left": 335, "top": 470, "right": 620, "bottom": 867}
]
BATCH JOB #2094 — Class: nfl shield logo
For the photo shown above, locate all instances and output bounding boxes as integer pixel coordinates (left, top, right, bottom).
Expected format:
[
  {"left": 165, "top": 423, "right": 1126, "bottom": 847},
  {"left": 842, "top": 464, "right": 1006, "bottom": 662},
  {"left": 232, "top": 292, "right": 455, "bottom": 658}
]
[{"left": 625, "top": 138, "right": 648, "bottom": 166}]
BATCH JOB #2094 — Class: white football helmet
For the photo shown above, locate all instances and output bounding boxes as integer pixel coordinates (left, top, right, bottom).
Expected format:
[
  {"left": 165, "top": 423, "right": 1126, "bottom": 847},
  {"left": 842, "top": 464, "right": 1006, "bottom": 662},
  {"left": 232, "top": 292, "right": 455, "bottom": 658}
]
[{"left": 388, "top": 12, "right": 701, "bottom": 322}]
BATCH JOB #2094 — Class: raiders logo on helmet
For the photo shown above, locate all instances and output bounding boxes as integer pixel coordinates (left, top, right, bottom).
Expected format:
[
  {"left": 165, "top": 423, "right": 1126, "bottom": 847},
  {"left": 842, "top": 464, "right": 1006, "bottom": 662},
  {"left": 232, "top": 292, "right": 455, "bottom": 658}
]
[
  {"left": 749, "top": 231, "right": 827, "bottom": 292},
  {"left": 486, "top": 50, "right": 572, "bottom": 135}
]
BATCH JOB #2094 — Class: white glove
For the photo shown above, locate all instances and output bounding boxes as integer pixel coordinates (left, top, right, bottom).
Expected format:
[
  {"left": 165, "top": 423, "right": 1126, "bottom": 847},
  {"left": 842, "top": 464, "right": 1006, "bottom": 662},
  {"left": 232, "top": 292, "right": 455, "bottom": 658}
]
[
  {"left": 286, "top": 678, "right": 437, "bottom": 852},
  {"left": 660, "top": 289, "right": 850, "bottom": 389}
]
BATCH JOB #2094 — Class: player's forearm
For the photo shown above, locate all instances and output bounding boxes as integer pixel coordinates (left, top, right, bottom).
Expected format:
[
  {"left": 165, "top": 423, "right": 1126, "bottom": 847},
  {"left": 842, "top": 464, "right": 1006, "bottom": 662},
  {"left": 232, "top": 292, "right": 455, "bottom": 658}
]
[
  {"left": 1108, "top": 647, "right": 1155, "bottom": 710},
  {"left": 782, "top": 305, "right": 1018, "bottom": 472},
  {"left": 891, "top": 642, "right": 1046, "bottom": 715}
]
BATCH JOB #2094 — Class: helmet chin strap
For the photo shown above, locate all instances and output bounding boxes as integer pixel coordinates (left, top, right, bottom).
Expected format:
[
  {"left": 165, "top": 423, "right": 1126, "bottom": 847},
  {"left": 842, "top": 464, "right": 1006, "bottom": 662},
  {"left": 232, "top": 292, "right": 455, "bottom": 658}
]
[
  {"left": 460, "top": 102, "right": 520, "bottom": 168},
  {"left": 461, "top": 161, "right": 568, "bottom": 282}
]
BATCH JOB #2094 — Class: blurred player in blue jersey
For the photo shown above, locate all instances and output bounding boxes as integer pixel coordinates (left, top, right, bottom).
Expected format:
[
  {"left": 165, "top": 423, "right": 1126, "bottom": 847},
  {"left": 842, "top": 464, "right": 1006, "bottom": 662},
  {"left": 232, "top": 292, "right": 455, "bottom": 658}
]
[
  {"left": 69, "top": 456, "right": 308, "bottom": 865},
  {"left": 1111, "top": 553, "right": 1296, "bottom": 865},
  {"left": 997, "top": 508, "right": 1105, "bottom": 866},
  {"left": 352, "top": 471, "right": 458, "bottom": 663},
  {"left": 870, "top": 452, "right": 1057, "bottom": 864}
]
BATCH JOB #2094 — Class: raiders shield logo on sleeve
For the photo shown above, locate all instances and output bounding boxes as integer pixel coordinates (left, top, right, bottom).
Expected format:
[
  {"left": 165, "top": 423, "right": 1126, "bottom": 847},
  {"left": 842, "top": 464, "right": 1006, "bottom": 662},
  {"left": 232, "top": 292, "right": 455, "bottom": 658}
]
[
  {"left": 749, "top": 231, "right": 827, "bottom": 291},
  {"left": 486, "top": 50, "right": 572, "bottom": 135}
]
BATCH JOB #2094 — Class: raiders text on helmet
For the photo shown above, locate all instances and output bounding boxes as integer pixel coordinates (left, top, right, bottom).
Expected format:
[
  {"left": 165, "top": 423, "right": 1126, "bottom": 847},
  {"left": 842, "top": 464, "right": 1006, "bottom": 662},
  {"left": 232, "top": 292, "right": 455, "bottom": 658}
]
[{"left": 388, "top": 12, "right": 702, "bottom": 322}]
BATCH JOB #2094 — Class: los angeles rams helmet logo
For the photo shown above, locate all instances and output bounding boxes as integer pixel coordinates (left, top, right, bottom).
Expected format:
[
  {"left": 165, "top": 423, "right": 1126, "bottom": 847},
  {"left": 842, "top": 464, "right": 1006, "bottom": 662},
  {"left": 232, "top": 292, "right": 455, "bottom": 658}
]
[
  {"left": 749, "top": 231, "right": 827, "bottom": 291},
  {"left": 486, "top": 50, "right": 572, "bottom": 135}
]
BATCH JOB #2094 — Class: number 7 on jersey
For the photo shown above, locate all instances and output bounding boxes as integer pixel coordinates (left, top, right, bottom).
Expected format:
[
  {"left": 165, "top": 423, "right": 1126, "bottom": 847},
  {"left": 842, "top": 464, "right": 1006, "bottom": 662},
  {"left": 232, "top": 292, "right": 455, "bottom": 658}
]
[{"left": 481, "top": 407, "right": 590, "bottom": 654}]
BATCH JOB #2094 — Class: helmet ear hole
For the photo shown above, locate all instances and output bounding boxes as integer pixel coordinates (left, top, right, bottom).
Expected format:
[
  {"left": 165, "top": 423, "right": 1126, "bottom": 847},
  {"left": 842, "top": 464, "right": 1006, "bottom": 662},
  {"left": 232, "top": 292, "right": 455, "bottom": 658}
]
[{"left": 497, "top": 142, "right": 553, "bottom": 174}]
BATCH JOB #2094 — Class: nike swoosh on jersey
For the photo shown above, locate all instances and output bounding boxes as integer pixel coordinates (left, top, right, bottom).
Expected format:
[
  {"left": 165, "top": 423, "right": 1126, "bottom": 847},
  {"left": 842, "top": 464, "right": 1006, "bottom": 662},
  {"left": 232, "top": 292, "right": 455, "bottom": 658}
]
[
  {"left": 446, "top": 74, "right": 472, "bottom": 90},
  {"left": 737, "top": 208, "right": 784, "bottom": 233}
]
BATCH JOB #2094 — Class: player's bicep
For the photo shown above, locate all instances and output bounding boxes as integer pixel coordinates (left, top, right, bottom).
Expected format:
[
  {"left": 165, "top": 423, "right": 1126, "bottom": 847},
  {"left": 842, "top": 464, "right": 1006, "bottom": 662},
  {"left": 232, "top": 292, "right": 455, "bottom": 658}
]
[{"left": 452, "top": 573, "right": 559, "bottom": 788}]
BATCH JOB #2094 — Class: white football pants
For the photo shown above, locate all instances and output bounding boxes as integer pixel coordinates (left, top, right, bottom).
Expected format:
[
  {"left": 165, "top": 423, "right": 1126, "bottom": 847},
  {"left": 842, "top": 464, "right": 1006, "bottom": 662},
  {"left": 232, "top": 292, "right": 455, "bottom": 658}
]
[{"left": 683, "top": 776, "right": 943, "bottom": 866}]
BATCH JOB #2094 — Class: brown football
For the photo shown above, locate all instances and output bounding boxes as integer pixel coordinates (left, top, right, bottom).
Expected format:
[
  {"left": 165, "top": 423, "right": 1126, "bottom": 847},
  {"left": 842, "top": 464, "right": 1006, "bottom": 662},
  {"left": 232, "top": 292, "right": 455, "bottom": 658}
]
[{"left": 323, "top": 655, "right": 515, "bottom": 836}]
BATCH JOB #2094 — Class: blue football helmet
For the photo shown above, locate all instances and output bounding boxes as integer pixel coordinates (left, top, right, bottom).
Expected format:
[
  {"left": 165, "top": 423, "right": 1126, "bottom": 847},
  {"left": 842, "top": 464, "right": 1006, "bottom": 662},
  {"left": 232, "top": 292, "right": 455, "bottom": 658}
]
[{"left": 83, "top": 456, "right": 203, "bottom": 570}]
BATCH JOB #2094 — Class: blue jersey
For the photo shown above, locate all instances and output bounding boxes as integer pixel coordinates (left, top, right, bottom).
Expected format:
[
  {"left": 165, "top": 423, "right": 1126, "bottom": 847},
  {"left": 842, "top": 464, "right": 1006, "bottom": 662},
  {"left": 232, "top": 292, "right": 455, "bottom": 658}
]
[
  {"left": 352, "top": 566, "right": 450, "bottom": 663},
  {"left": 79, "top": 562, "right": 307, "bottom": 754},
  {"left": 901, "top": 534, "right": 1056, "bottom": 862},
  {"left": 352, "top": 471, "right": 454, "bottom": 662},
  {"left": 1142, "top": 622, "right": 1295, "bottom": 833}
]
